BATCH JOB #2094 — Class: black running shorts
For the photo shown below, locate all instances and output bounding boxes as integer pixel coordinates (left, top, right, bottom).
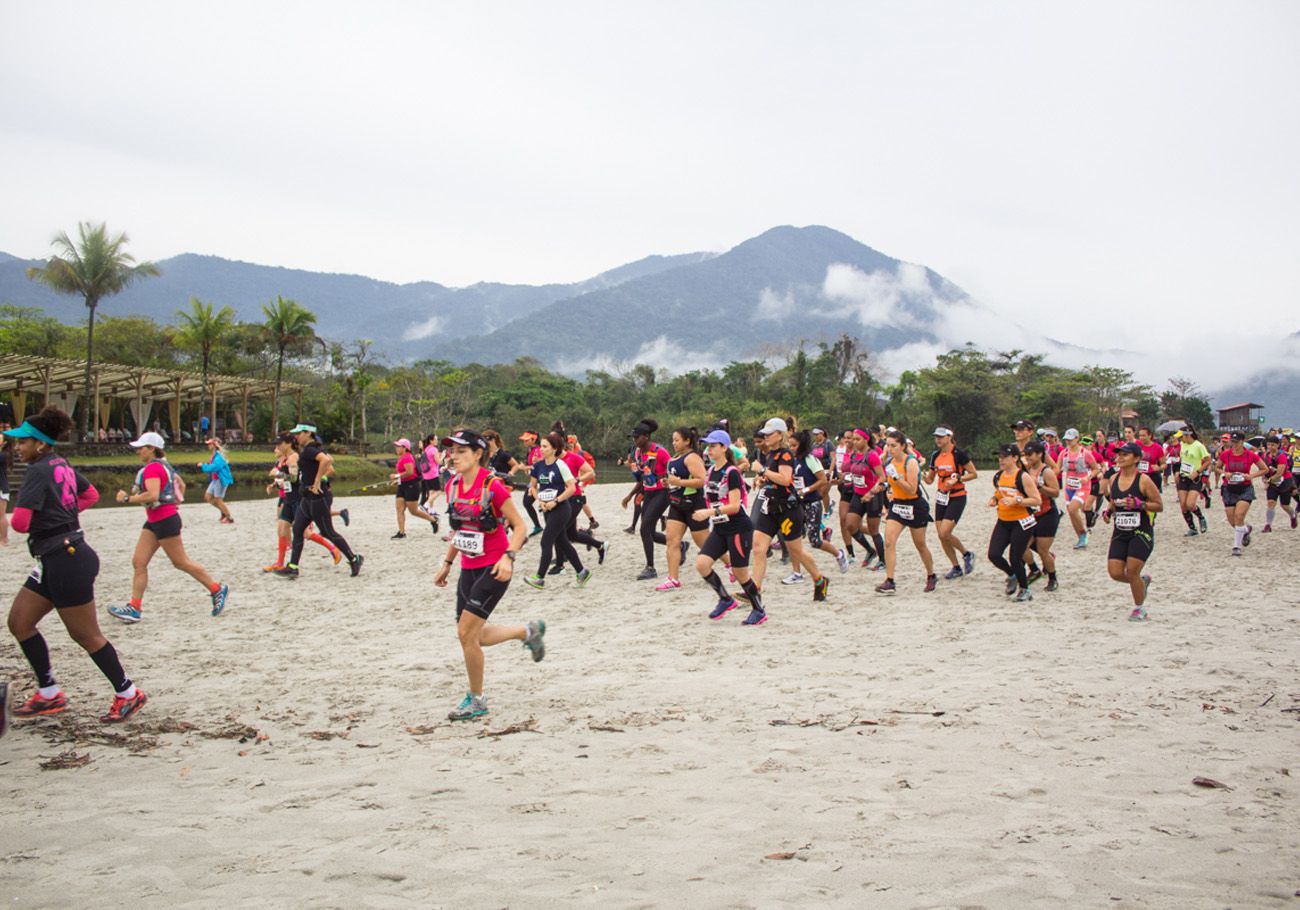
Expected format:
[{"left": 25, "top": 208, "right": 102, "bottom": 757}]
[
  {"left": 143, "top": 513, "right": 183, "bottom": 541},
  {"left": 754, "top": 505, "right": 804, "bottom": 541},
  {"left": 23, "top": 543, "right": 99, "bottom": 609},
  {"left": 1221, "top": 484, "right": 1255, "bottom": 508},
  {"left": 699, "top": 520, "right": 753, "bottom": 568},
  {"left": 933, "top": 495, "right": 967, "bottom": 524},
  {"left": 885, "top": 497, "right": 931, "bottom": 529},
  {"left": 456, "top": 565, "right": 511, "bottom": 620},
  {"left": 1031, "top": 507, "right": 1061, "bottom": 540},
  {"left": 666, "top": 500, "right": 708, "bottom": 533},
  {"left": 1107, "top": 530, "right": 1153, "bottom": 563}
]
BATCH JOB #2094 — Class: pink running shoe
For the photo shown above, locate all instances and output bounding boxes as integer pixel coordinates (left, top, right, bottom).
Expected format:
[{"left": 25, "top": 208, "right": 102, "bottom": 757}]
[{"left": 654, "top": 578, "right": 682, "bottom": 591}]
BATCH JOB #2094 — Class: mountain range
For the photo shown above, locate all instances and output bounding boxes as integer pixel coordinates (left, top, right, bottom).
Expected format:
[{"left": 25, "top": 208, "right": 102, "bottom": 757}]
[{"left": 2, "top": 228, "right": 1296, "bottom": 422}]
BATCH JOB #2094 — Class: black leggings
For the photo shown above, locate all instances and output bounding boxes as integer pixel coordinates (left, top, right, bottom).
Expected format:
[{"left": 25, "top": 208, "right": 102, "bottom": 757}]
[
  {"left": 537, "top": 499, "right": 583, "bottom": 576},
  {"left": 988, "top": 519, "right": 1031, "bottom": 589},
  {"left": 640, "top": 489, "right": 669, "bottom": 567},
  {"left": 522, "top": 490, "right": 541, "bottom": 528},
  {"left": 566, "top": 495, "right": 602, "bottom": 549},
  {"left": 291, "top": 496, "right": 355, "bottom": 566}
]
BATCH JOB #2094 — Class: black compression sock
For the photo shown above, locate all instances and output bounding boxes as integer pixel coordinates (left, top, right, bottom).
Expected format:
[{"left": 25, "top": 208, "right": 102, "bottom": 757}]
[
  {"left": 88, "top": 642, "right": 131, "bottom": 693},
  {"left": 703, "top": 570, "right": 729, "bottom": 600},
  {"left": 741, "top": 579, "right": 764, "bottom": 612},
  {"left": 853, "top": 531, "right": 874, "bottom": 556},
  {"left": 1085, "top": 509, "right": 1097, "bottom": 528},
  {"left": 1194, "top": 508, "right": 1204, "bottom": 519},
  {"left": 1182, "top": 510, "right": 1196, "bottom": 529},
  {"left": 872, "top": 533, "right": 885, "bottom": 560},
  {"left": 19, "top": 633, "right": 56, "bottom": 689}
]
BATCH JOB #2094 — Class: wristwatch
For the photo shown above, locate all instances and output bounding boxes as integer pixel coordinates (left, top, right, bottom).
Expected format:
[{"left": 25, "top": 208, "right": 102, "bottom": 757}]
[{"left": 504, "top": 550, "right": 518, "bottom": 561}]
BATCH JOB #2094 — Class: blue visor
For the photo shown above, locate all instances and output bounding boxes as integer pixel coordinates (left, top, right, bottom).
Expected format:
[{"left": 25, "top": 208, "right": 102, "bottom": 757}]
[{"left": 4, "top": 421, "right": 57, "bottom": 445}]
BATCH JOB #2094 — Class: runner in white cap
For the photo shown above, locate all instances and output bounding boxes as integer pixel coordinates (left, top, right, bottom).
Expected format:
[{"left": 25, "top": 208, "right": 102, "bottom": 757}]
[
  {"left": 1054, "top": 428, "right": 1099, "bottom": 549},
  {"left": 924, "top": 425, "right": 977, "bottom": 579},
  {"left": 391, "top": 437, "right": 436, "bottom": 539}
]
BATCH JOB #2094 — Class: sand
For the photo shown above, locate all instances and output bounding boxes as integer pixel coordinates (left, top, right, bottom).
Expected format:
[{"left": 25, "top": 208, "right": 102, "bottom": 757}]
[{"left": 1, "top": 481, "right": 1297, "bottom": 909}]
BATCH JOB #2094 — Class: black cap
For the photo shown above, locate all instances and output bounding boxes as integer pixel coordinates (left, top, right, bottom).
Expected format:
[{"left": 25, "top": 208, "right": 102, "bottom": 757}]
[
  {"left": 997, "top": 443, "right": 1020, "bottom": 457},
  {"left": 1230, "top": 431, "right": 1246, "bottom": 441},
  {"left": 629, "top": 422, "right": 652, "bottom": 439},
  {"left": 1116, "top": 441, "right": 1143, "bottom": 457},
  {"left": 1023, "top": 439, "right": 1046, "bottom": 455},
  {"left": 1010, "top": 420, "right": 1034, "bottom": 430},
  {"left": 441, "top": 429, "right": 487, "bottom": 450}
]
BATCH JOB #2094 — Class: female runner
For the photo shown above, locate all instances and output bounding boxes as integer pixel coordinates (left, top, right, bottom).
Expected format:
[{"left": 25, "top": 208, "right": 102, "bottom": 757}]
[
  {"left": 1055, "top": 428, "right": 1098, "bottom": 549},
  {"left": 1217, "top": 431, "right": 1269, "bottom": 555},
  {"left": 1102, "top": 441, "right": 1163, "bottom": 620},
  {"left": 622, "top": 419, "right": 670, "bottom": 580},
  {"left": 198, "top": 437, "right": 235, "bottom": 523},
  {"left": 391, "top": 438, "right": 436, "bottom": 538},
  {"left": 109, "top": 432, "right": 229, "bottom": 623},
  {"left": 987, "top": 444, "right": 1042, "bottom": 602},
  {"left": 432, "top": 429, "right": 545, "bottom": 721},
  {"left": 691, "top": 429, "right": 764, "bottom": 625},
  {"left": 875, "top": 430, "right": 937, "bottom": 595},
  {"left": 785, "top": 429, "right": 848, "bottom": 582},
  {"left": 523, "top": 432, "right": 591, "bottom": 589},
  {"left": 262, "top": 433, "right": 340, "bottom": 571},
  {"left": 1, "top": 426, "right": 13, "bottom": 546},
  {"left": 5, "top": 407, "right": 147, "bottom": 723},
  {"left": 1022, "top": 440, "right": 1062, "bottom": 591},
  {"left": 418, "top": 434, "right": 444, "bottom": 520},
  {"left": 750, "top": 418, "right": 828, "bottom": 603},
  {"left": 514, "top": 431, "right": 544, "bottom": 536},
  {"left": 924, "top": 425, "right": 977, "bottom": 579},
  {"left": 1261, "top": 436, "right": 1298, "bottom": 532},
  {"left": 1174, "top": 428, "right": 1211, "bottom": 536},
  {"left": 656, "top": 427, "right": 710, "bottom": 591}
]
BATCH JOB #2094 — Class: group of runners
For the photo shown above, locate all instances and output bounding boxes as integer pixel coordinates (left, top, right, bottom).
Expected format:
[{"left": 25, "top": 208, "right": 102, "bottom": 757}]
[{"left": 2, "top": 406, "right": 1297, "bottom": 732}]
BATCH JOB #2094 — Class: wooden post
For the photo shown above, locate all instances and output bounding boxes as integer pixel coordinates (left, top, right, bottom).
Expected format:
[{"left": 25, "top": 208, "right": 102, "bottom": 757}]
[
  {"left": 210, "top": 380, "right": 219, "bottom": 440},
  {"left": 93, "top": 371, "right": 101, "bottom": 440},
  {"left": 240, "top": 385, "right": 250, "bottom": 442}
]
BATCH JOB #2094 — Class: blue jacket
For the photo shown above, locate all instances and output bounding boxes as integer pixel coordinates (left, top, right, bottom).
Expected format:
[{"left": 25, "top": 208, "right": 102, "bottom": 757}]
[{"left": 201, "top": 451, "right": 234, "bottom": 487}]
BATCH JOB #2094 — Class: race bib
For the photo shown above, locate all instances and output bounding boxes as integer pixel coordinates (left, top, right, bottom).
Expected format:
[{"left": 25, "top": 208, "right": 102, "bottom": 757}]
[
  {"left": 1228, "top": 473, "right": 1246, "bottom": 484},
  {"left": 935, "top": 490, "right": 949, "bottom": 506},
  {"left": 29, "top": 561, "right": 43, "bottom": 584},
  {"left": 708, "top": 513, "right": 728, "bottom": 527},
  {"left": 1138, "top": 460, "right": 1150, "bottom": 473},
  {"left": 758, "top": 491, "right": 770, "bottom": 515},
  {"left": 453, "top": 530, "right": 485, "bottom": 556},
  {"left": 538, "top": 488, "right": 558, "bottom": 502},
  {"left": 892, "top": 503, "right": 914, "bottom": 521},
  {"left": 1017, "top": 515, "right": 1037, "bottom": 530},
  {"left": 1066, "top": 477, "right": 1082, "bottom": 489},
  {"left": 1115, "top": 511, "right": 1140, "bottom": 530},
  {"left": 1180, "top": 463, "right": 1193, "bottom": 476},
  {"left": 793, "top": 476, "right": 806, "bottom": 492},
  {"left": 885, "top": 463, "right": 899, "bottom": 479}
]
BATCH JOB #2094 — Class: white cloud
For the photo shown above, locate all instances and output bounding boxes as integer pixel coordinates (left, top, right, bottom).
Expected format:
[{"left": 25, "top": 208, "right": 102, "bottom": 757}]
[
  {"left": 403, "top": 315, "right": 444, "bottom": 341},
  {"left": 756, "top": 287, "right": 795, "bottom": 321},
  {"left": 556, "top": 335, "right": 726, "bottom": 378}
]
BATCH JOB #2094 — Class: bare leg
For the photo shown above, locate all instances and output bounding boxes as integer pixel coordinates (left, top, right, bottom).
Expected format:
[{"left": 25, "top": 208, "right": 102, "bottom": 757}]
[
  {"left": 159, "top": 536, "right": 218, "bottom": 590},
  {"left": 130, "top": 532, "right": 162, "bottom": 602},
  {"left": 909, "top": 525, "right": 935, "bottom": 575},
  {"left": 456, "top": 612, "right": 526, "bottom": 694}
]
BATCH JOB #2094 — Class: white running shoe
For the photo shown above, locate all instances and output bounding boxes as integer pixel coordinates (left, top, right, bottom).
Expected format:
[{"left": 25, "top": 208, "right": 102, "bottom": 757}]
[{"left": 781, "top": 572, "right": 804, "bottom": 585}]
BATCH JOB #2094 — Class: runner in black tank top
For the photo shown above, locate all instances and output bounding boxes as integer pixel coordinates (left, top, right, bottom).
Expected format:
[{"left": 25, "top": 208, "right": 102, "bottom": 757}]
[{"left": 1103, "top": 442, "right": 1162, "bottom": 621}]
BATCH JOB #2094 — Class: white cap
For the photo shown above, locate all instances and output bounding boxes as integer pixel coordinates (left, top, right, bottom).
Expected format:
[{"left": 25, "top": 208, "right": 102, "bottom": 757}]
[
  {"left": 1063, "top": 428, "right": 1080, "bottom": 440},
  {"left": 130, "top": 431, "right": 167, "bottom": 450},
  {"left": 760, "top": 417, "right": 788, "bottom": 436},
  {"left": 931, "top": 427, "right": 953, "bottom": 437}
]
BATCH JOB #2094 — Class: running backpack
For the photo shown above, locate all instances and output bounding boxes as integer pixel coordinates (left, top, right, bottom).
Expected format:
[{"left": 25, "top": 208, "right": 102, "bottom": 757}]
[{"left": 134, "top": 459, "right": 184, "bottom": 504}]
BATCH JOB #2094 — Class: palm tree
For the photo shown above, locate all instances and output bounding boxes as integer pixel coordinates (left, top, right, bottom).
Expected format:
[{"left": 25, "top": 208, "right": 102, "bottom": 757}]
[
  {"left": 262, "top": 295, "right": 317, "bottom": 433},
  {"left": 175, "top": 297, "right": 235, "bottom": 425},
  {"left": 26, "top": 222, "right": 160, "bottom": 440}
]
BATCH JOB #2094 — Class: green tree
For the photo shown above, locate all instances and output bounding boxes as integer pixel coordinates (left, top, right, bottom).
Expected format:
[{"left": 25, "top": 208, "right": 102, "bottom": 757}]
[
  {"left": 25, "top": 222, "right": 160, "bottom": 439},
  {"left": 0, "top": 305, "right": 75, "bottom": 357},
  {"left": 262, "top": 295, "right": 318, "bottom": 433},
  {"left": 175, "top": 297, "right": 236, "bottom": 423}
]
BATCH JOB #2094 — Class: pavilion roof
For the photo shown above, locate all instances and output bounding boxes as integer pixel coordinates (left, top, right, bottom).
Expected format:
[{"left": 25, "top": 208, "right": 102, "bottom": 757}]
[{"left": 0, "top": 353, "right": 305, "bottom": 402}]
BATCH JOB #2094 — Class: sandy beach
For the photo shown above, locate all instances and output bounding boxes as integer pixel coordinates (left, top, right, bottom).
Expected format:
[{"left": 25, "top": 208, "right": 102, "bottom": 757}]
[{"left": 1, "top": 481, "right": 1297, "bottom": 909}]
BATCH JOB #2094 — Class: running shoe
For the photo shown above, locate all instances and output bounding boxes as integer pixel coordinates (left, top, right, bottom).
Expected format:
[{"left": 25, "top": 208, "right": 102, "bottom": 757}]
[
  {"left": 100, "top": 689, "right": 148, "bottom": 723},
  {"left": 741, "top": 608, "right": 768, "bottom": 626},
  {"left": 728, "top": 569, "right": 737, "bottom": 584},
  {"left": 679, "top": 540, "right": 690, "bottom": 565},
  {"left": 108, "top": 603, "right": 143, "bottom": 623},
  {"left": 589, "top": 519, "right": 600, "bottom": 530},
  {"left": 1005, "top": 575, "right": 1018, "bottom": 596},
  {"left": 824, "top": 525, "right": 833, "bottom": 541},
  {"left": 623, "top": 526, "right": 636, "bottom": 536},
  {"left": 813, "top": 576, "right": 829, "bottom": 602},
  {"left": 1199, "top": 514, "right": 1208, "bottom": 533},
  {"left": 860, "top": 555, "right": 875, "bottom": 569},
  {"left": 530, "top": 526, "right": 544, "bottom": 538},
  {"left": 1243, "top": 525, "right": 1253, "bottom": 547},
  {"left": 1140, "top": 574, "right": 1152, "bottom": 605},
  {"left": 576, "top": 568, "right": 593, "bottom": 589},
  {"left": 962, "top": 551, "right": 975, "bottom": 575},
  {"left": 523, "top": 620, "right": 546, "bottom": 661},
  {"left": 874, "top": 578, "right": 896, "bottom": 596},
  {"left": 391, "top": 532, "right": 406, "bottom": 540},
  {"left": 430, "top": 514, "right": 440, "bottom": 533},
  {"left": 709, "top": 597, "right": 737, "bottom": 620},
  {"left": 1231, "top": 547, "right": 1242, "bottom": 557},
  {"left": 1183, "top": 528, "right": 1199, "bottom": 537},
  {"left": 598, "top": 541, "right": 611, "bottom": 565},
  {"left": 448, "top": 692, "right": 488, "bottom": 721},
  {"left": 943, "top": 565, "right": 963, "bottom": 580},
  {"left": 1292, "top": 514, "right": 1298, "bottom": 530},
  {"left": 331, "top": 548, "right": 342, "bottom": 565},
  {"left": 835, "top": 549, "right": 849, "bottom": 574},
  {"left": 923, "top": 574, "right": 937, "bottom": 593},
  {"left": 523, "top": 573, "right": 545, "bottom": 590},
  {"left": 13, "top": 690, "right": 66, "bottom": 718},
  {"left": 1262, "top": 524, "right": 1272, "bottom": 534},
  {"left": 781, "top": 572, "right": 804, "bottom": 585},
  {"left": 273, "top": 565, "right": 300, "bottom": 579},
  {"left": 1073, "top": 533, "right": 1089, "bottom": 550},
  {"left": 1026, "top": 568, "right": 1043, "bottom": 587},
  {"left": 210, "top": 583, "right": 230, "bottom": 618},
  {"left": 636, "top": 566, "right": 658, "bottom": 581},
  {"left": 339, "top": 508, "right": 350, "bottom": 527},
  {"left": 1128, "top": 605, "right": 1148, "bottom": 622},
  {"left": 349, "top": 554, "right": 364, "bottom": 578},
  {"left": 654, "top": 578, "right": 682, "bottom": 591},
  {"left": 262, "top": 564, "right": 283, "bottom": 572},
  {"left": 1012, "top": 588, "right": 1034, "bottom": 603},
  {"left": 1045, "top": 577, "right": 1059, "bottom": 592},
  {"left": 547, "top": 563, "right": 566, "bottom": 576}
]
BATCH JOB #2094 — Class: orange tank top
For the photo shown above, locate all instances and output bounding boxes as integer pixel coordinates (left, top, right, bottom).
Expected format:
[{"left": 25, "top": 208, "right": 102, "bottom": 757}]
[
  {"left": 995, "top": 469, "right": 1031, "bottom": 522},
  {"left": 886, "top": 455, "right": 916, "bottom": 500}
]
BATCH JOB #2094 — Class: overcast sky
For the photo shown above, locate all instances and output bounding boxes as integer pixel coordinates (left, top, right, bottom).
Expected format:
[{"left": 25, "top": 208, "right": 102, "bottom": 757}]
[{"left": 2, "top": 1, "right": 1297, "bottom": 365}]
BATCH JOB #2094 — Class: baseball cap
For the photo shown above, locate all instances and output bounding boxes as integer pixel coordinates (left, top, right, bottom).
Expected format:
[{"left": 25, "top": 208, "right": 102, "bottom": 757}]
[
  {"left": 519, "top": 431, "right": 538, "bottom": 441},
  {"left": 1010, "top": 420, "right": 1034, "bottom": 430},
  {"left": 1230, "top": 431, "right": 1246, "bottom": 441},
  {"left": 1063, "top": 428, "right": 1080, "bottom": 441},
  {"left": 931, "top": 427, "right": 953, "bottom": 437},
  {"left": 440, "top": 429, "right": 487, "bottom": 450},
  {"left": 288, "top": 424, "right": 317, "bottom": 435},
  {"left": 394, "top": 437, "right": 412, "bottom": 449},
  {"left": 1023, "top": 439, "right": 1046, "bottom": 455},
  {"left": 996, "top": 443, "right": 1020, "bottom": 457},
  {"left": 629, "top": 421, "right": 654, "bottom": 439},
  {"left": 760, "top": 417, "right": 788, "bottom": 436},
  {"left": 129, "top": 431, "right": 168, "bottom": 450},
  {"left": 1116, "top": 441, "right": 1143, "bottom": 457},
  {"left": 1080, "top": 435, "right": 1094, "bottom": 445},
  {"left": 702, "top": 429, "right": 732, "bottom": 447}
]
